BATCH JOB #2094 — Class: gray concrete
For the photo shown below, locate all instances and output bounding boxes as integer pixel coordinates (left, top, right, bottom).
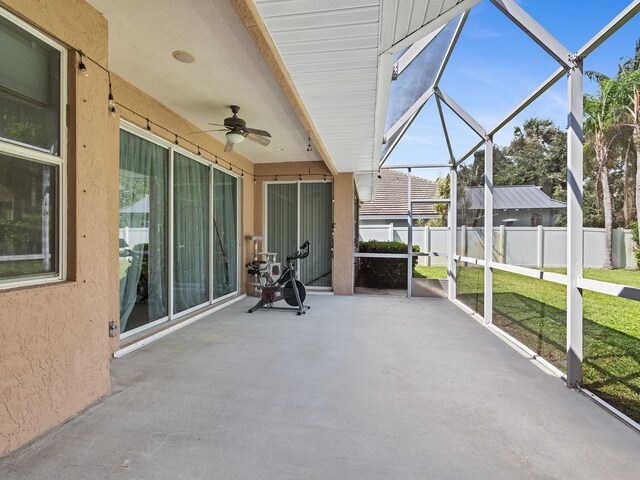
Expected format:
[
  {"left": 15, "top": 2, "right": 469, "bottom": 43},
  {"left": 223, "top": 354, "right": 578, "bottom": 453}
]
[{"left": 2, "top": 295, "right": 639, "bottom": 479}]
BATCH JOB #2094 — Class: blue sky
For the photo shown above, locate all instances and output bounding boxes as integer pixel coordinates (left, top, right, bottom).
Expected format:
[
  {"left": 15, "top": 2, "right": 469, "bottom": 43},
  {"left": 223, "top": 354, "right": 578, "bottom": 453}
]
[{"left": 385, "top": 0, "right": 640, "bottom": 179}]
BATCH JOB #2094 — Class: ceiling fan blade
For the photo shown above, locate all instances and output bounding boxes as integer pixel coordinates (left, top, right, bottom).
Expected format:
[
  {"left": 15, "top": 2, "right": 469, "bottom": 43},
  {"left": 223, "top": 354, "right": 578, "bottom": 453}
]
[
  {"left": 244, "top": 127, "right": 271, "bottom": 138},
  {"left": 224, "top": 139, "right": 234, "bottom": 153},
  {"left": 245, "top": 133, "right": 271, "bottom": 147},
  {"left": 187, "top": 128, "right": 228, "bottom": 134},
  {"left": 208, "top": 123, "right": 228, "bottom": 127}
]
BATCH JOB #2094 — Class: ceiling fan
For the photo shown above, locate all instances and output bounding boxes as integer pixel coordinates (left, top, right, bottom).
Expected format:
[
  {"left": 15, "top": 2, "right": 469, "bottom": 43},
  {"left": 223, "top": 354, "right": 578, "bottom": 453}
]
[{"left": 194, "top": 105, "right": 272, "bottom": 152}]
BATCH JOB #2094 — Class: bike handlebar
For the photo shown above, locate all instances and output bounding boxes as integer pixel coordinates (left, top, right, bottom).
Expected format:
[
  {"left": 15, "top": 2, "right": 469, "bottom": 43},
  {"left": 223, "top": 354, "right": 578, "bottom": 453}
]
[{"left": 287, "top": 240, "right": 310, "bottom": 261}]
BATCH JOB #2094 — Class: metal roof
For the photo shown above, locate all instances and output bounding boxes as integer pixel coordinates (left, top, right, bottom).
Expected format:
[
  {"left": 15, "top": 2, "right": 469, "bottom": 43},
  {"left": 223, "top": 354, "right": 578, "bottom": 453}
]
[{"left": 462, "top": 185, "right": 567, "bottom": 210}]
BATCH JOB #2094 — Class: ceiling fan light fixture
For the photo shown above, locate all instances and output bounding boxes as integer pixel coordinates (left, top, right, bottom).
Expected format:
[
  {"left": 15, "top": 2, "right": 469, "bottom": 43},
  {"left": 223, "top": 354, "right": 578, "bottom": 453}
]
[{"left": 226, "top": 131, "right": 245, "bottom": 144}]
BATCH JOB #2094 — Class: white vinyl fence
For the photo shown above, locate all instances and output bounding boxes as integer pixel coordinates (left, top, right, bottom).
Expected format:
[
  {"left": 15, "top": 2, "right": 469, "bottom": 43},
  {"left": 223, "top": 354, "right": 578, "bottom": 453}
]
[
  {"left": 119, "top": 227, "right": 149, "bottom": 250},
  {"left": 359, "top": 225, "right": 638, "bottom": 269}
]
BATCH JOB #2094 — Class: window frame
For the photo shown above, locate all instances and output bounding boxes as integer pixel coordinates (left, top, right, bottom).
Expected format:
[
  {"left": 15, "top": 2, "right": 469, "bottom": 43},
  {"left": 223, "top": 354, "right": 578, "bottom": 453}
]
[{"left": 0, "top": 7, "right": 67, "bottom": 290}]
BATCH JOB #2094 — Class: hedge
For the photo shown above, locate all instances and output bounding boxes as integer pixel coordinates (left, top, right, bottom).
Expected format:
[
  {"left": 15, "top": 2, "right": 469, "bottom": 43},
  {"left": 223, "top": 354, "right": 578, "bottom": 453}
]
[{"left": 358, "top": 240, "right": 420, "bottom": 289}]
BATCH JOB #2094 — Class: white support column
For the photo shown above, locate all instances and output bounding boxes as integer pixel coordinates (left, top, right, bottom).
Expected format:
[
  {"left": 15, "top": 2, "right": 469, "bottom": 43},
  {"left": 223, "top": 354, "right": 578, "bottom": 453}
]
[
  {"left": 566, "top": 57, "right": 584, "bottom": 387},
  {"left": 407, "top": 168, "right": 413, "bottom": 298},
  {"left": 448, "top": 167, "right": 457, "bottom": 300},
  {"left": 388, "top": 223, "right": 393, "bottom": 241},
  {"left": 484, "top": 136, "right": 494, "bottom": 325},
  {"left": 499, "top": 224, "right": 506, "bottom": 263}
]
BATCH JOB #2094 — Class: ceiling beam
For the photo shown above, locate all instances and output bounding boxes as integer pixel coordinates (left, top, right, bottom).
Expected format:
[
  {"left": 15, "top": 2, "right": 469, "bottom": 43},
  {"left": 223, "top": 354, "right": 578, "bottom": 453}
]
[
  {"left": 230, "top": 0, "right": 338, "bottom": 177},
  {"left": 490, "top": 0, "right": 572, "bottom": 68}
]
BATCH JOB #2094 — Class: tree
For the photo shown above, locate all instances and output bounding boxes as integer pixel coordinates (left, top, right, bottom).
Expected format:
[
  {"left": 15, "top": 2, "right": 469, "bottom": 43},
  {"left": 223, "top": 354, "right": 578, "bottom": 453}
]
[
  {"left": 584, "top": 79, "right": 620, "bottom": 269},
  {"left": 508, "top": 118, "right": 567, "bottom": 201},
  {"left": 609, "top": 41, "right": 640, "bottom": 234},
  {"left": 428, "top": 175, "right": 449, "bottom": 227}
]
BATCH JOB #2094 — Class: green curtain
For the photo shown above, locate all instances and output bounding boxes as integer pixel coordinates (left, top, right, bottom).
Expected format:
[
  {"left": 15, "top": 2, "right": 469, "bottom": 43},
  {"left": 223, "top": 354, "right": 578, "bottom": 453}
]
[
  {"left": 300, "top": 183, "right": 333, "bottom": 286},
  {"left": 267, "top": 183, "right": 297, "bottom": 266},
  {"left": 212, "top": 169, "right": 237, "bottom": 298},
  {"left": 119, "top": 130, "right": 168, "bottom": 332},
  {"left": 173, "top": 153, "right": 209, "bottom": 313}
]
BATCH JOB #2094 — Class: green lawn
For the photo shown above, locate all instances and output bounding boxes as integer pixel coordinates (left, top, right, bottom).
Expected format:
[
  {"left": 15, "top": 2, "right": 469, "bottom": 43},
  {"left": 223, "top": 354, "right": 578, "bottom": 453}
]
[
  {"left": 0, "top": 259, "right": 48, "bottom": 279},
  {"left": 414, "top": 265, "right": 448, "bottom": 279},
  {"left": 451, "top": 264, "right": 640, "bottom": 422}
]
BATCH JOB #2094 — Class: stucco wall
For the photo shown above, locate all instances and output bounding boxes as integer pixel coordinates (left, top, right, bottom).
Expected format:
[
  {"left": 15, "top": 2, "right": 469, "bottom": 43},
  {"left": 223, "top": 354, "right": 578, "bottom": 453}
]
[
  {"left": 0, "top": 0, "right": 113, "bottom": 457},
  {"left": 0, "top": 0, "right": 258, "bottom": 457},
  {"left": 333, "top": 173, "right": 356, "bottom": 295}
]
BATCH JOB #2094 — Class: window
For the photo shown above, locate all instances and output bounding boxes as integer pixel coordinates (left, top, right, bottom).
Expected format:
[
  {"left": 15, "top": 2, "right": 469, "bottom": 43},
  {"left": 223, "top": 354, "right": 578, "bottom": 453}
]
[
  {"left": 0, "top": 9, "right": 66, "bottom": 288},
  {"left": 118, "top": 123, "right": 240, "bottom": 337}
]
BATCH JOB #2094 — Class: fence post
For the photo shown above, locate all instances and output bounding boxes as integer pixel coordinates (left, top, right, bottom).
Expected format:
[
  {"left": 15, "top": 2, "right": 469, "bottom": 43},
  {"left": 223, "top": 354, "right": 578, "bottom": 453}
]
[
  {"left": 537, "top": 224, "right": 544, "bottom": 268},
  {"left": 461, "top": 225, "right": 467, "bottom": 257},
  {"left": 426, "top": 226, "right": 431, "bottom": 266},
  {"left": 124, "top": 226, "right": 130, "bottom": 245}
]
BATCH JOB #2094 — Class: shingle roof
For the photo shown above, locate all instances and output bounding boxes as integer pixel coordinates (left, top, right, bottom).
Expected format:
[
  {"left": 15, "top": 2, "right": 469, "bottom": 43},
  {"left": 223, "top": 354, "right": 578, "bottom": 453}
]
[
  {"left": 359, "top": 170, "right": 438, "bottom": 217},
  {"left": 462, "top": 186, "right": 567, "bottom": 210}
]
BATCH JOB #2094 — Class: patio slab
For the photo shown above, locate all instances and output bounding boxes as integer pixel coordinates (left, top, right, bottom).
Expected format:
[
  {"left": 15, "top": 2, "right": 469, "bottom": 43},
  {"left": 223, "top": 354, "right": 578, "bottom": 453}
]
[{"left": 1, "top": 295, "right": 638, "bottom": 479}]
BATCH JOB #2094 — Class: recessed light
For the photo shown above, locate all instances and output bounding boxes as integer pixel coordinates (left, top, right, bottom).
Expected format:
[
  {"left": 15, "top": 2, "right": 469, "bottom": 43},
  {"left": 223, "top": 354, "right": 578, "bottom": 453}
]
[
  {"left": 172, "top": 50, "right": 196, "bottom": 64},
  {"left": 275, "top": 147, "right": 285, "bottom": 151}
]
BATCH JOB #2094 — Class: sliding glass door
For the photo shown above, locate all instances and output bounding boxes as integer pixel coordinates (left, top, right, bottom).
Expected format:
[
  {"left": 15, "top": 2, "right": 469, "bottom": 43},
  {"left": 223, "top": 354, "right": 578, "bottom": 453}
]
[
  {"left": 266, "top": 181, "right": 333, "bottom": 288},
  {"left": 173, "top": 153, "right": 210, "bottom": 313},
  {"left": 212, "top": 169, "right": 238, "bottom": 298},
  {"left": 118, "top": 124, "right": 240, "bottom": 338},
  {"left": 119, "top": 130, "right": 168, "bottom": 334},
  {"left": 300, "top": 183, "right": 332, "bottom": 287}
]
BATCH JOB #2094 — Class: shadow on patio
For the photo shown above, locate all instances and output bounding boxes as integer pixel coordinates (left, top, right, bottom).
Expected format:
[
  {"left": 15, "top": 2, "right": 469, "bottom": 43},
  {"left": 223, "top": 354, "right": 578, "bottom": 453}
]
[{"left": 1, "top": 295, "right": 639, "bottom": 479}]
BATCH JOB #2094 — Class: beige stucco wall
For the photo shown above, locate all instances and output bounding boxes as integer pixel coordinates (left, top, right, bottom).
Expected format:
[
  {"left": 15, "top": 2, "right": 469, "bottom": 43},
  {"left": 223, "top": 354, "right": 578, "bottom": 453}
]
[
  {"left": 333, "top": 174, "right": 356, "bottom": 295},
  {"left": 0, "top": 0, "right": 257, "bottom": 457},
  {"left": 0, "top": 0, "right": 113, "bottom": 457}
]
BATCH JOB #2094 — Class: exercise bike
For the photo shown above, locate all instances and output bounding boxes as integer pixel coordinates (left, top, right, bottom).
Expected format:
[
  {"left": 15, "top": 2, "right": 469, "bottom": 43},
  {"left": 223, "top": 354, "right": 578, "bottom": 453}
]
[{"left": 246, "top": 240, "right": 311, "bottom": 315}]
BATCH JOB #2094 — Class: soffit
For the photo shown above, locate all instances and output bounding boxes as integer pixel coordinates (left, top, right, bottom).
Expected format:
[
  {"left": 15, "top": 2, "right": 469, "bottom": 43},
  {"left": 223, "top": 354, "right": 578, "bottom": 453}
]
[
  {"left": 253, "top": 0, "right": 477, "bottom": 199},
  {"left": 86, "top": 0, "right": 322, "bottom": 164}
]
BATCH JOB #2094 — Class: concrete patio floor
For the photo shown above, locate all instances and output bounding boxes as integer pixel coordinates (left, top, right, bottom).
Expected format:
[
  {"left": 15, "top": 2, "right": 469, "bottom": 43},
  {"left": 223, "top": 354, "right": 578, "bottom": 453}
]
[{"left": 2, "top": 295, "right": 639, "bottom": 479}]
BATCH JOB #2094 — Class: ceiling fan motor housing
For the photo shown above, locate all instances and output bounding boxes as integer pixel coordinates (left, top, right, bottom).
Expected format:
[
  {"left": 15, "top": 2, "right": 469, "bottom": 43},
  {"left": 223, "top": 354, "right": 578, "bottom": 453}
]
[{"left": 224, "top": 105, "right": 246, "bottom": 131}]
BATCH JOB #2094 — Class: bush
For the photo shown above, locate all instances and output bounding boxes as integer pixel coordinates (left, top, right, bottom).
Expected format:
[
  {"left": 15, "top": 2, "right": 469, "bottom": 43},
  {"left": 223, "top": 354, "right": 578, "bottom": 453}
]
[
  {"left": 631, "top": 221, "right": 640, "bottom": 269},
  {"left": 358, "top": 240, "right": 419, "bottom": 289}
]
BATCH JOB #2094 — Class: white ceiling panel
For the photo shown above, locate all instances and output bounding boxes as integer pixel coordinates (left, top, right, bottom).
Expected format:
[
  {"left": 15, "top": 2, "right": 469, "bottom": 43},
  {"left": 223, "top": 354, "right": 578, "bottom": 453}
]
[{"left": 253, "top": 0, "right": 478, "bottom": 199}]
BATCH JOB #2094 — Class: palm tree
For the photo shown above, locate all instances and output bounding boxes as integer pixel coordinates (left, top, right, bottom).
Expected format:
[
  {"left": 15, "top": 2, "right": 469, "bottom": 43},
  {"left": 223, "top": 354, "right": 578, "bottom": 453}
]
[
  {"left": 610, "top": 40, "right": 640, "bottom": 231},
  {"left": 584, "top": 79, "right": 620, "bottom": 269}
]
